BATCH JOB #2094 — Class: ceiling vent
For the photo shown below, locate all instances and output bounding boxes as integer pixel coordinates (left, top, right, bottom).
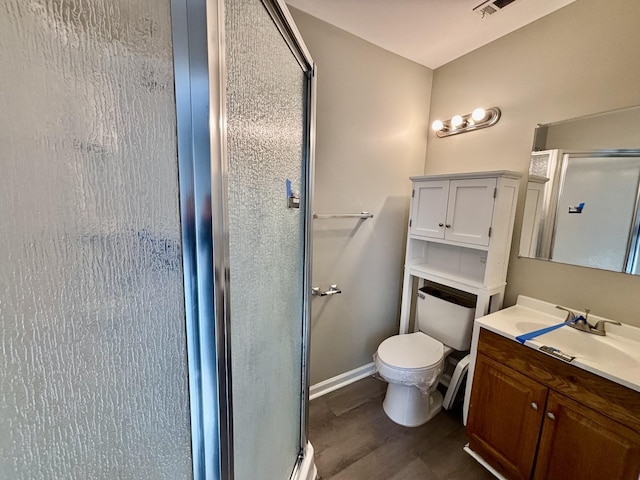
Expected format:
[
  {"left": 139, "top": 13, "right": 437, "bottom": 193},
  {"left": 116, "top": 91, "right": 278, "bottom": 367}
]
[{"left": 473, "top": 0, "right": 519, "bottom": 18}]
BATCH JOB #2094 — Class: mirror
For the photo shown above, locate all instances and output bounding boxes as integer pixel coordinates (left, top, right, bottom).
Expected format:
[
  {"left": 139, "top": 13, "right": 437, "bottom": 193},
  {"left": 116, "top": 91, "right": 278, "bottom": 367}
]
[{"left": 519, "top": 105, "right": 640, "bottom": 274}]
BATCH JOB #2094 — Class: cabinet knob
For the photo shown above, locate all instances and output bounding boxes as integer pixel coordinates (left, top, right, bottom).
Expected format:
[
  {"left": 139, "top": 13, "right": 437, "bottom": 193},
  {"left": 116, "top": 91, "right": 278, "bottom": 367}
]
[
  {"left": 530, "top": 402, "right": 538, "bottom": 411},
  {"left": 445, "top": 224, "right": 451, "bottom": 228},
  {"left": 546, "top": 412, "right": 556, "bottom": 421},
  {"left": 438, "top": 223, "right": 444, "bottom": 227}
]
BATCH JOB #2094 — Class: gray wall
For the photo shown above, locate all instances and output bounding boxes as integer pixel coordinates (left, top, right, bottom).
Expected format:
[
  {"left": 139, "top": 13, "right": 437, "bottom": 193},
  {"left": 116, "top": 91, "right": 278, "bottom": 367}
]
[
  {"left": 290, "top": 8, "right": 433, "bottom": 384},
  {"left": 427, "top": 0, "right": 640, "bottom": 326}
]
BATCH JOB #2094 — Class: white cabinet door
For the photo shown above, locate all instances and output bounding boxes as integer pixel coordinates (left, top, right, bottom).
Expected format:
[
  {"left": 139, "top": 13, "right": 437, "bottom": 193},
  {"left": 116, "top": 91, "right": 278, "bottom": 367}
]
[
  {"left": 445, "top": 178, "right": 497, "bottom": 246},
  {"left": 519, "top": 179, "right": 546, "bottom": 257},
  {"left": 410, "top": 180, "right": 449, "bottom": 238}
]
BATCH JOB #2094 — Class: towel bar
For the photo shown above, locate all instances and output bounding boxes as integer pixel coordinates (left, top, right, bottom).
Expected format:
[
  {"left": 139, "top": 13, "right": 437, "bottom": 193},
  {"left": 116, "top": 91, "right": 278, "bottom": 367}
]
[{"left": 312, "top": 212, "right": 373, "bottom": 219}]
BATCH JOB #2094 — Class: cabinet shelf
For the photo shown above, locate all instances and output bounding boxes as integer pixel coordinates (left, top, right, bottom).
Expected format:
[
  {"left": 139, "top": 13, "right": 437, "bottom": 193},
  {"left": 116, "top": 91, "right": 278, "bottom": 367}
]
[
  {"left": 407, "top": 263, "right": 505, "bottom": 294},
  {"left": 408, "top": 234, "right": 490, "bottom": 252}
]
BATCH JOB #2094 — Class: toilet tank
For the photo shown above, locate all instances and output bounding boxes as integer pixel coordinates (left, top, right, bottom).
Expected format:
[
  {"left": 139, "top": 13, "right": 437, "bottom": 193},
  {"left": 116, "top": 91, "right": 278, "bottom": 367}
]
[{"left": 416, "top": 286, "right": 475, "bottom": 351}]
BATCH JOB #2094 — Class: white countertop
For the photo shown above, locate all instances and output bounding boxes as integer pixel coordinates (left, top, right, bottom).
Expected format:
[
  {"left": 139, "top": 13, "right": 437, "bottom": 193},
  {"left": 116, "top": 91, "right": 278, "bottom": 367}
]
[{"left": 475, "top": 296, "right": 640, "bottom": 392}]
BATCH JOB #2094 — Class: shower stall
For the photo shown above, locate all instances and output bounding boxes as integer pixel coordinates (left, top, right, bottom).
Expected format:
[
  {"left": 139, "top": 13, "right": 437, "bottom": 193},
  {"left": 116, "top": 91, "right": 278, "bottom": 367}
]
[{"left": 0, "top": 0, "right": 316, "bottom": 478}]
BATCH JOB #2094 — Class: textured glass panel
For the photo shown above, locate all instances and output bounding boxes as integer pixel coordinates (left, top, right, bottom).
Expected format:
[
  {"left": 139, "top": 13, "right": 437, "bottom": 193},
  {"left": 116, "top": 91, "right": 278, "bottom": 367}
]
[
  {"left": 530, "top": 152, "right": 552, "bottom": 176},
  {"left": 0, "top": 1, "right": 193, "bottom": 479},
  {"left": 225, "top": 1, "right": 306, "bottom": 478}
]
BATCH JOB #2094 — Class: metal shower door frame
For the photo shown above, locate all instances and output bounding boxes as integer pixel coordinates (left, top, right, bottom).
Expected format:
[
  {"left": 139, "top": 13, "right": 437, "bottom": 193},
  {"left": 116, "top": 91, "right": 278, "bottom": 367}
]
[{"left": 171, "top": 0, "right": 316, "bottom": 478}]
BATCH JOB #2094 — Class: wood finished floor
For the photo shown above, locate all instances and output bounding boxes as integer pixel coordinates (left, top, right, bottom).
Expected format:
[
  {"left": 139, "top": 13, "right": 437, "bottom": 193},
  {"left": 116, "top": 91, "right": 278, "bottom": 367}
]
[{"left": 308, "top": 376, "right": 494, "bottom": 480}]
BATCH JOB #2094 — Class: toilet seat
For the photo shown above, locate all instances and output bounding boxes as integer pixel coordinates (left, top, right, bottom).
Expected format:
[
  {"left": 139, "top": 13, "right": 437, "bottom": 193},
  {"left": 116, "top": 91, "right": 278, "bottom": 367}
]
[{"left": 377, "top": 332, "right": 443, "bottom": 370}]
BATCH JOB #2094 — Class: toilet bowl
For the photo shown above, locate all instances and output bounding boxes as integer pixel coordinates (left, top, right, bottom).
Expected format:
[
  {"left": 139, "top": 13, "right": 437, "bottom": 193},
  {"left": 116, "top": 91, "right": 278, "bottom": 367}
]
[
  {"left": 376, "top": 332, "right": 451, "bottom": 426},
  {"left": 374, "top": 286, "right": 475, "bottom": 427}
]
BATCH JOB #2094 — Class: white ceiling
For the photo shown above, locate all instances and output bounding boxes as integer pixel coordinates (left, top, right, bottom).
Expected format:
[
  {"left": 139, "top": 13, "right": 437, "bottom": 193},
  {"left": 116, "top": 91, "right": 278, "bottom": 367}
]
[{"left": 286, "top": 0, "right": 575, "bottom": 69}]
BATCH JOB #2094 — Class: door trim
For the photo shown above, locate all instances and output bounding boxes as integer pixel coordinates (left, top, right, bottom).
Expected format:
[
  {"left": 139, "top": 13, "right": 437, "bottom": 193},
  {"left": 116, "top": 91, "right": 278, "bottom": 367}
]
[{"left": 171, "top": 0, "right": 233, "bottom": 478}]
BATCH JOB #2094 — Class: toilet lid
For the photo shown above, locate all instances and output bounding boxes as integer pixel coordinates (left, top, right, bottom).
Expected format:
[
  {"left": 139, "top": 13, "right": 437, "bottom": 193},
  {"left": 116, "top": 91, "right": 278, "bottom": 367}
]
[{"left": 377, "top": 332, "right": 443, "bottom": 370}]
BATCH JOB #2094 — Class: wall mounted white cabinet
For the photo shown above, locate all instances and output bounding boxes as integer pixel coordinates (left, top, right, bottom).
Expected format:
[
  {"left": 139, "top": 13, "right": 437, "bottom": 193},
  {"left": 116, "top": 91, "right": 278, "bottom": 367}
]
[
  {"left": 411, "top": 177, "right": 497, "bottom": 246},
  {"left": 399, "top": 171, "right": 521, "bottom": 333}
]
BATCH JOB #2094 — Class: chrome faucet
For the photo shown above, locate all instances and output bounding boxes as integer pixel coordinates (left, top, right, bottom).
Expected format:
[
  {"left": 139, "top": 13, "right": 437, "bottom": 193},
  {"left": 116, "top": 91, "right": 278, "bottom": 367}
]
[
  {"left": 555, "top": 305, "right": 577, "bottom": 322},
  {"left": 555, "top": 306, "right": 621, "bottom": 336},
  {"left": 555, "top": 305, "right": 595, "bottom": 332},
  {"left": 570, "top": 307, "right": 593, "bottom": 333},
  {"left": 591, "top": 319, "right": 622, "bottom": 336}
]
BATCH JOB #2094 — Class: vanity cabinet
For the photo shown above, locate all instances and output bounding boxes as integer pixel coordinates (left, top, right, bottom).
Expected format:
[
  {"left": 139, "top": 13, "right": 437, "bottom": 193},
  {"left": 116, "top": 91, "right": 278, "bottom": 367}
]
[
  {"left": 467, "top": 329, "right": 640, "bottom": 480},
  {"left": 399, "top": 171, "right": 520, "bottom": 333}
]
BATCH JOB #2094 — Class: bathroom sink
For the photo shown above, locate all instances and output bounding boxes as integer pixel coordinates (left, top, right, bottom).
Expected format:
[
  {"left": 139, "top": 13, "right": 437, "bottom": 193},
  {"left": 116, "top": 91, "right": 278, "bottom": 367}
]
[
  {"left": 514, "top": 320, "right": 555, "bottom": 332},
  {"left": 513, "top": 321, "right": 639, "bottom": 370},
  {"left": 472, "top": 295, "right": 640, "bottom": 392}
]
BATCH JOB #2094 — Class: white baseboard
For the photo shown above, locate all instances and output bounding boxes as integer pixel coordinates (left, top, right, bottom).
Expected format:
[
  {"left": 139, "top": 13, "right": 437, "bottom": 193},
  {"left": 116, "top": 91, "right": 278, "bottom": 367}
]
[
  {"left": 309, "top": 362, "right": 377, "bottom": 400},
  {"left": 463, "top": 444, "right": 505, "bottom": 480}
]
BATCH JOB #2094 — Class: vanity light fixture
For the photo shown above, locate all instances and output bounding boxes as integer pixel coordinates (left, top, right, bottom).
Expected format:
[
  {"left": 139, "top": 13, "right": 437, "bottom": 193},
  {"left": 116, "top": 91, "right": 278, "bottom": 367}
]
[
  {"left": 450, "top": 114, "right": 464, "bottom": 128},
  {"left": 431, "top": 106, "right": 501, "bottom": 138}
]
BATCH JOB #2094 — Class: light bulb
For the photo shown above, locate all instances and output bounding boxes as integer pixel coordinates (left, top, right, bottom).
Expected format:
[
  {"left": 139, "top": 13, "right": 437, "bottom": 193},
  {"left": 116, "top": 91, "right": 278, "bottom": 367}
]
[
  {"left": 431, "top": 119, "right": 444, "bottom": 131},
  {"left": 472, "top": 108, "right": 487, "bottom": 122},
  {"left": 451, "top": 115, "right": 464, "bottom": 128}
]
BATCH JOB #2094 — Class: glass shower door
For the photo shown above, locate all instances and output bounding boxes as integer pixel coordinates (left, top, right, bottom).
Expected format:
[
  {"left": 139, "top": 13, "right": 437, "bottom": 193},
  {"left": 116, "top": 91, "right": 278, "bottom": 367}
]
[
  {"left": 224, "top": 1, "right": 312, "bottom": 478},
  {"left": 0, "top": 1, "right": 193, "bottom": 478}
]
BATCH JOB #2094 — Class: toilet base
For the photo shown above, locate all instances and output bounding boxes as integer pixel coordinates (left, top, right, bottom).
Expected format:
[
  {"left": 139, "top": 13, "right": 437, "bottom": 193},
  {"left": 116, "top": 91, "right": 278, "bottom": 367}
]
[{"left": 382, "top": 382, "right": 443, "bottom": 427}]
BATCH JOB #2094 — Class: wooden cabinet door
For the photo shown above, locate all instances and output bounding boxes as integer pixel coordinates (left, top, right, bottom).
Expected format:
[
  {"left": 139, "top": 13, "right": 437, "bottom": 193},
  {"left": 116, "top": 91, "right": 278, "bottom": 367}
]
[
  {"left": 534, "top": 391, "right": 640, "bottom": 480},
  {"left": 445, "top": 178, "right": 496, "bottom": 246},
  {"left": 467, "top": 354, "right": 547, "bottom": 480},
  {"left": 410, "top": 180, "right": 449, "bottom": 238}
]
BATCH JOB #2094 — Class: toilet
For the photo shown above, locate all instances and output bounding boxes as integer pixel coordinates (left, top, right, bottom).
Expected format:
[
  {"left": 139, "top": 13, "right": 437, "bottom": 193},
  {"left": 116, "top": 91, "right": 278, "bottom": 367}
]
[{"left": 374, "top": 286, "right": 475, "bottom": 427}]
